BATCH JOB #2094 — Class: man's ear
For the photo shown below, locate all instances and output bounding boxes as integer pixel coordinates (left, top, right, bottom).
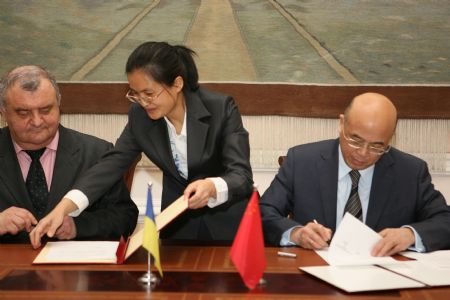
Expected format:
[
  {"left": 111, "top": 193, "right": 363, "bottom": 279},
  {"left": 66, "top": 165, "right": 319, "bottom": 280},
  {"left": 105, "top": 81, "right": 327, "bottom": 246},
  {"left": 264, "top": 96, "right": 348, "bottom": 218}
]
[{"left": 338, "top": 114, "right": 344, "bottom": 134}]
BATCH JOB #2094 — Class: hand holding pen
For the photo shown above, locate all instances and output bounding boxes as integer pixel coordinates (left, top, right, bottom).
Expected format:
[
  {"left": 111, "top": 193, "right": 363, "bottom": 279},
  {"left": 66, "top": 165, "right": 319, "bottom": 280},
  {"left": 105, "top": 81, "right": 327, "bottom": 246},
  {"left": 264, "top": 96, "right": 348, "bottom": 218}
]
[{"left": 290, "top": 219, "right": 332, "bottom": 250}]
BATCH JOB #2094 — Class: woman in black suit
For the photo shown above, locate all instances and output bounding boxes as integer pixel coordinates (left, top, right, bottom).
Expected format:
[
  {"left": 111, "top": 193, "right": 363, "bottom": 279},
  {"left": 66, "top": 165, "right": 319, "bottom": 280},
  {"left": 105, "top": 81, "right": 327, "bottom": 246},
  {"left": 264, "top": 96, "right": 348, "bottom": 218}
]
[{"left": 31, "top": 41, "right": 253, "bottom": 246}]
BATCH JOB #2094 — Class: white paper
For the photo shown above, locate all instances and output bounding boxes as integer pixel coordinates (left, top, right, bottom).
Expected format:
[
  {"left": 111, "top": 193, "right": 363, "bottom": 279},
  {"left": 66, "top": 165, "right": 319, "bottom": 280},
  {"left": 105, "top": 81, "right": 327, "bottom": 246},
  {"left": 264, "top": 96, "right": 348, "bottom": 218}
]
[
  {"left": 317, "top": 213, "right": 400, "bottom": 266},
  {"left": 300, "top": 265, "right": 424, "bottom": 292},
  {"left": 400, "top": 250, "right": 450, "bottom": 269},
  {"left": 380, "top": 260, "right": 450, "bottom": 286},
  {"left": 34, "top": 241, "right": 119, "bottom": 264}
]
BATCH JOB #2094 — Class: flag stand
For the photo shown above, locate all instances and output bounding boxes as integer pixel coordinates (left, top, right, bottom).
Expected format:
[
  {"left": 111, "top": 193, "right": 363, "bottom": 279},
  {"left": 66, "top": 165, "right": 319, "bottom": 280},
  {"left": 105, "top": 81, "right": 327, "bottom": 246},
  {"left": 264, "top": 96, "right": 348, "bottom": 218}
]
[{"left": 138, "top": 252, "right": 159, "bottom": 287}]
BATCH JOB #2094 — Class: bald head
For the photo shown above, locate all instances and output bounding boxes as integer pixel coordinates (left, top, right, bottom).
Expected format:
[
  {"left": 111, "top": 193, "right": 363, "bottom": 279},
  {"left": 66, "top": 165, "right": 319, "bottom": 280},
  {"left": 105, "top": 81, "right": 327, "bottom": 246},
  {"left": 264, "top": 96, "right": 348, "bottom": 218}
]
[
  {"left": 344, "top": 92, "right": 397, "bottom": 139},
  {"left": 338, "top": 93, "right": 397, "bottom": 170}
]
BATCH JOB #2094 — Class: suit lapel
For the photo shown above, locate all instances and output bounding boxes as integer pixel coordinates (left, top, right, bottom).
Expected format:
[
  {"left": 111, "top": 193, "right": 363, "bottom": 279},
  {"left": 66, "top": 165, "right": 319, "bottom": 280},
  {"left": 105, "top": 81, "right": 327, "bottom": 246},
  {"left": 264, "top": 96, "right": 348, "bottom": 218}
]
[
  {"left": 47, "top": 127, "right": 81, "bottom": 211},
  {"left": 146, "top": 117, "right": 183, "bottom": 182},
  {"left": 366, "top": 153, "right": 395, "bottom": 229},
  {"left": 185, "top": 90, "right": 210, "bottom": 177},
  {"left": 0, "top": 128, "right": 34, "bottom": 211},
  {"left": 318, "top": 140, "right": 339, "bottom": 231}
]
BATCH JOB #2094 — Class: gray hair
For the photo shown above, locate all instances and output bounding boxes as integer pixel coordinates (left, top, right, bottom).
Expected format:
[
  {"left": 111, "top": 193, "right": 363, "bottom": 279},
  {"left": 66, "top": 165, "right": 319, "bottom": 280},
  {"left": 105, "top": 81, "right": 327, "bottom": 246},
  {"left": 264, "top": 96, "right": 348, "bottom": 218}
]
[{"left": 0, "top": 65, "right": 61, "bottom": 108}]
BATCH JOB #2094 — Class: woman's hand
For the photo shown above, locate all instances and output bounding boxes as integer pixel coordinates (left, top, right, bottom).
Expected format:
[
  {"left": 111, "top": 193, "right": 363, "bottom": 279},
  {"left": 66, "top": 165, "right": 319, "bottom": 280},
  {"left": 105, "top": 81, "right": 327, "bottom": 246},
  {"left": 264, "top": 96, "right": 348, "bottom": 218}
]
[
  {"left": 184, "top": 179, "right": 216, "bottom": 209},
  {"left": 29, "top": 198, "right": 78, "bottom": 249}
]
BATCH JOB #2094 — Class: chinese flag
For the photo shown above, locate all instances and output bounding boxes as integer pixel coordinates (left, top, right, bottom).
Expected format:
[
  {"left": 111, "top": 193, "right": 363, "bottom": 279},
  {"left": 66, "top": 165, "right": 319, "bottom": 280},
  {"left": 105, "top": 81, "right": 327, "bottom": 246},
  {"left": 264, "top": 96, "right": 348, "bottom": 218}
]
[{"left": 230, "top": 189, "right": 266, "bottom": 289}]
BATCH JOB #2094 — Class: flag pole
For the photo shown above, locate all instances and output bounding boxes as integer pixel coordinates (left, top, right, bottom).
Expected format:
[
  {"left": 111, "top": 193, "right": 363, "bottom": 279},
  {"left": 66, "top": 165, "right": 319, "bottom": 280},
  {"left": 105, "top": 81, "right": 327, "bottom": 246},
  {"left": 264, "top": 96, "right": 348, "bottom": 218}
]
[
  {"left": 138, "top": 182, "right": 160, "bottom": 287},
  {"left": 253, "top": 183, "right": 267, "bottom": 288},
  {"left": 138, "top": 252, "right": 158, "bottom": 286}
]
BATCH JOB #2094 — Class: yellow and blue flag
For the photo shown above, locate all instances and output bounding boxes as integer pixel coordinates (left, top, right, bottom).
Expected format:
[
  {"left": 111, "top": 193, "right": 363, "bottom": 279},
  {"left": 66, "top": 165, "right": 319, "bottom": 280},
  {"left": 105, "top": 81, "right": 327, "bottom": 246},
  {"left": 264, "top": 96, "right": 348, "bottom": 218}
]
[{"left": 142, "top": 183, "right": 163, "bottom": 277}]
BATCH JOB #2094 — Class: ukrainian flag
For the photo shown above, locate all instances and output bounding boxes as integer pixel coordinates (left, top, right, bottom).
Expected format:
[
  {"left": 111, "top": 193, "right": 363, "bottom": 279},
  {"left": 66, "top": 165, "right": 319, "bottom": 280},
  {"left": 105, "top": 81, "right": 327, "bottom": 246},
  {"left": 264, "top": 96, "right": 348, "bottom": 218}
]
[{"left": 142, "top": 183, "right": 163, "bottom": 277}]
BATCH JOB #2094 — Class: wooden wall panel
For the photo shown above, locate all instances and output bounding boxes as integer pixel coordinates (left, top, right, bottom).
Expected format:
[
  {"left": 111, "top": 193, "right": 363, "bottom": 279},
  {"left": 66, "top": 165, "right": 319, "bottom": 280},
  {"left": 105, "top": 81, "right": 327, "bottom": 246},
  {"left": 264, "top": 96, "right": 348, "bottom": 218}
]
[{"left": 58, "top": 82, "right": 450, "bottom": 119}]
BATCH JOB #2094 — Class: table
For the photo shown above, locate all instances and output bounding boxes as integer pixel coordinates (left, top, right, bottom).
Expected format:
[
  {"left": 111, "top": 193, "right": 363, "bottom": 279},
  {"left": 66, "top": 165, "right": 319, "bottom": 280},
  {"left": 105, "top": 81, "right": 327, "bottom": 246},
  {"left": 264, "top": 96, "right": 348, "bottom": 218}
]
[{"left": 0, "top": 242, "right": 448, "bottom": 299}]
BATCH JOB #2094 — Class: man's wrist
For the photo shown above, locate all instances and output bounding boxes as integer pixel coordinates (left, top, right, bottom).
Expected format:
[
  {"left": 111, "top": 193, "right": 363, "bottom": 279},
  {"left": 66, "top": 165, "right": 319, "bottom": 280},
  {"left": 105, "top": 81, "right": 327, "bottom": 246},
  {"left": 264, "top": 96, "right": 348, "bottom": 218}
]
[
  {"left": 403, "top": 226, "right": 416, "bottom": 247},
  {"left": 290, "top": 227, "right": 303, "bottom": 245}
]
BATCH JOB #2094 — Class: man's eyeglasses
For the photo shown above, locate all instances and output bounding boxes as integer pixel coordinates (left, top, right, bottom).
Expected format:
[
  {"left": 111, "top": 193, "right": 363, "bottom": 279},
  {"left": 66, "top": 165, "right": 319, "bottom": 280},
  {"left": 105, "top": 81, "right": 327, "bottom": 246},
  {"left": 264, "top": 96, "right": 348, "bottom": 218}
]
[
  {"left": 342, "top": 125, "right": 390, "bottom": 155},
  {"left": 126, "top": 88, "right": 164, "bottom": 106}
]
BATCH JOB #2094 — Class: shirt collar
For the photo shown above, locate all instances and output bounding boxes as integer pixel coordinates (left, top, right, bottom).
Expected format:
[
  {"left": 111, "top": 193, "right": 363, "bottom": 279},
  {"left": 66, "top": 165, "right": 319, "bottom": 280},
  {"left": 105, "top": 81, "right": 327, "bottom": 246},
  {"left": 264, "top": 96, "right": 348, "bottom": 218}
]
[
  {"left": 164, "top": 110, "right": 187, "bottom": 137},
  {"left": 338, "top": 145, "right": 374, "bottom": 181},
  {"left": 13, "top": 129, "right": 59, "bottom": 154}
]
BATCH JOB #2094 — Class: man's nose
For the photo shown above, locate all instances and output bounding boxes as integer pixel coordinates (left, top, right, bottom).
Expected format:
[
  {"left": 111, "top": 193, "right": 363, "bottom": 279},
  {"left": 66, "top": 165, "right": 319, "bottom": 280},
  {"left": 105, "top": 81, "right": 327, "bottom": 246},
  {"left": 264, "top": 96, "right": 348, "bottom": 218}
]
[
  {"left": 30, "top": 111, "right": 43, "bottom": 126},
  {"left": 356, "top": 144, "right": 370, "bottom": 156}
]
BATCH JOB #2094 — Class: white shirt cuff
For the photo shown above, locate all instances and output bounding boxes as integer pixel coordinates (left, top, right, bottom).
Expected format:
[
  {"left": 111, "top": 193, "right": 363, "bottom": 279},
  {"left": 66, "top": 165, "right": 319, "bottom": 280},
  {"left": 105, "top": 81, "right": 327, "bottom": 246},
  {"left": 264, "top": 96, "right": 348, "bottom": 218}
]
[
  {"left": 207, "top": 177, "right": 228, "bottom": 208},
  {"left": 403, "top": 225, "right": 426, "bottom": 253},
  {"left": 65, "top": 189, "right": 89, "bottom": 217},
  {"left": 281, "top": 226, "right": 302, "bottom": 246}
]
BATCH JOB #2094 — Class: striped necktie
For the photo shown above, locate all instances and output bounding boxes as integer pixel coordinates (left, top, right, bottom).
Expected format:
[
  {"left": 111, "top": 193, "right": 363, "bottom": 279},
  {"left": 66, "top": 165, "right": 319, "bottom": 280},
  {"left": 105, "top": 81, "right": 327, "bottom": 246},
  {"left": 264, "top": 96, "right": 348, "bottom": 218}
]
[{"left": 343, "top": 170, "right": 362, "bottom": 221}]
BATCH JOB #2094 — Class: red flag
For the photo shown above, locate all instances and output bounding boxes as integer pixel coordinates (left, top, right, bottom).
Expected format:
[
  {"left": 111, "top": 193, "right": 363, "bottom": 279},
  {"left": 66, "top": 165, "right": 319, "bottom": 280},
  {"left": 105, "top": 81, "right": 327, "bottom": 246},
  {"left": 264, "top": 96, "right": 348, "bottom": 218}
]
[{"left": 230, "top": 189, "right": 266, "bottom": 289}]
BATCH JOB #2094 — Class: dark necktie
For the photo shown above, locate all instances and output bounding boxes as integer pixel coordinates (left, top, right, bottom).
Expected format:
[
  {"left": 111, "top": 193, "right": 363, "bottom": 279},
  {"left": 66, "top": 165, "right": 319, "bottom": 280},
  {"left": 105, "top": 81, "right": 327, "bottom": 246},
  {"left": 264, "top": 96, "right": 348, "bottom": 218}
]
[
  {"left": 343, "top": 170, "right": 362, "bottom": 221},
  {"left": 25, "top": 148, "right": 49, "bottom": 218}
]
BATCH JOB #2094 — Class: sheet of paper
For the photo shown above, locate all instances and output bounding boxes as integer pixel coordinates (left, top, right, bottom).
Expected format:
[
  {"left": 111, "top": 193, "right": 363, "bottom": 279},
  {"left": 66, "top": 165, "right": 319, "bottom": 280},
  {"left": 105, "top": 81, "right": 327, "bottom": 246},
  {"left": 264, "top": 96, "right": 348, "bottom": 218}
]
[
  {"left": 317, "top": 213, "right": 399, "bottom": 266},
  {"left": 33, "top": 241, "right": 119, "bottom": 264},
  {"left": 400, "top": 250, "right": 450, "bottom": 269},
  {"left": 380, "top": 260, "right": 450, "bottom": 286},
  {"left": 300, "top": 265, "right": 424, "bottom": 293}
]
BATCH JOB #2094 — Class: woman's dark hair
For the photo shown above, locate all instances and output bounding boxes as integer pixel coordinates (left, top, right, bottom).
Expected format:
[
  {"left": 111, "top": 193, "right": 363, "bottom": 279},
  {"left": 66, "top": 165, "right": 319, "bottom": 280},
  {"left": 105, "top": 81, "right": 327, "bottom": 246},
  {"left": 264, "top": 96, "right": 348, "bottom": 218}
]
[{"left": 126, "top": 41, "right": 199, "bottom": 92}]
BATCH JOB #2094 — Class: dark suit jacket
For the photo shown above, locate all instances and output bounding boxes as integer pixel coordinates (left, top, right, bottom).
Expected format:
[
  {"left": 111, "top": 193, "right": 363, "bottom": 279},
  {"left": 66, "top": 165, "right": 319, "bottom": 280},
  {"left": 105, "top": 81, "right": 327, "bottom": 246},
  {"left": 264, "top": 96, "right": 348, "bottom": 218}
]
[
  {"left": 260, "top": 139, "right": 450, "bottom": 252},
  {"left": 72, "top": 86, "right": 253, "bottom": 240},
  {"left": 0, "top": 126, "right": 138, "bottom": 243}
]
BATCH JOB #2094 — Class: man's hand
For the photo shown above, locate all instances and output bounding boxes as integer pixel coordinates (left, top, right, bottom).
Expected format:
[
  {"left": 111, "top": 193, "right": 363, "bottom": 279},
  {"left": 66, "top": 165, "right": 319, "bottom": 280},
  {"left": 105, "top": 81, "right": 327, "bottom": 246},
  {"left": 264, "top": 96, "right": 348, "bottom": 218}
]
[
  {"left": 54, "top": 216, "right": 77, "bottom": 240},
  {"left": 0, "top": 207, "right": 37, "bottom": 235},
  {"left": 290, "top": 221, "right": 332, "bottom": 249},
  {"left": 29, "top": 198, "right": 78, "bottom": 249},
  {"left": 371, "top": 227, "right": 416, "bottom": 257},
  {"left": 184, "top": 179, "right": 216, "bottom": 209}
]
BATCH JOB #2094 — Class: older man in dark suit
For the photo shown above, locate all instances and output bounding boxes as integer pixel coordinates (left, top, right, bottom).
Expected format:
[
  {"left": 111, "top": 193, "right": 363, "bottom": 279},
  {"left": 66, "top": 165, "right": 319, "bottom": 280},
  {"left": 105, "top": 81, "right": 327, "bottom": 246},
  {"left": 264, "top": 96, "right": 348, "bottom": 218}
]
[
  {"left": 260, "top": 92, "right": 450, "bottom": 256},
  {"left": 0, "top": 65, "right": 138, "bottom": 243}
]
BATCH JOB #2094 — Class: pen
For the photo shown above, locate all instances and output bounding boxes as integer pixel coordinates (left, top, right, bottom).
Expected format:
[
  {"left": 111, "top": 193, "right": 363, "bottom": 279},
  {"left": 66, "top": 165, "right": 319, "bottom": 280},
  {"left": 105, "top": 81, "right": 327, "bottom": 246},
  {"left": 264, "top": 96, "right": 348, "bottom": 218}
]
[
  {"left": 313, "top": 219, "right": 332, "bottom": 245},
  {"left": 277, "top": 251, "right": 297, "bottom": 258}
]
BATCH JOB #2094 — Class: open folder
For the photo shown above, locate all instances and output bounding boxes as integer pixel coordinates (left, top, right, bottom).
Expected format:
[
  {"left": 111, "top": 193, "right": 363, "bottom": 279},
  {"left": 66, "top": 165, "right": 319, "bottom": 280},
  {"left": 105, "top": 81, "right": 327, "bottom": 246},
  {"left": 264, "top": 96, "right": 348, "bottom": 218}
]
[
  {"left": 33, "top": 195, "right": 188, "bottom": 264},
  {"left": 299, "top": 213, "right": 429, "bottom": 293}
]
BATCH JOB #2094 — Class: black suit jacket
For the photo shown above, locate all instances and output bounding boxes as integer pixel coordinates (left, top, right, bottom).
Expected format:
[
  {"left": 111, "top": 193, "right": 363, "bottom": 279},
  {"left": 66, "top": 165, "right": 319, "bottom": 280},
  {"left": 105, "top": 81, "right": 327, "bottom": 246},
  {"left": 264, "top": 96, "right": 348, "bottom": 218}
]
[
  {"left": 260, "top": 139, "right": 450, "bottom": 251},
  {"left": 0, "top": 126, "right": 138, "bottom": 243},
  {"left": 72, "top": 86, "right": 253, "bottom": 240}
]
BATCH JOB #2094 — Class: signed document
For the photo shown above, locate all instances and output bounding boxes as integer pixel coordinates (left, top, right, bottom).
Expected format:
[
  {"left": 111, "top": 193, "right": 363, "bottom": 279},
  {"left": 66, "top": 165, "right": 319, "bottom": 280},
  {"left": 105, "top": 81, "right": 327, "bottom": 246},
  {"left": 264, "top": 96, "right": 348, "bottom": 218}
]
[
  {"left": 315, "top": 212, "right": 400, "bottom": 266},
  {"left": 301, "top": 213, "right": 450, "bottom": 292}
]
